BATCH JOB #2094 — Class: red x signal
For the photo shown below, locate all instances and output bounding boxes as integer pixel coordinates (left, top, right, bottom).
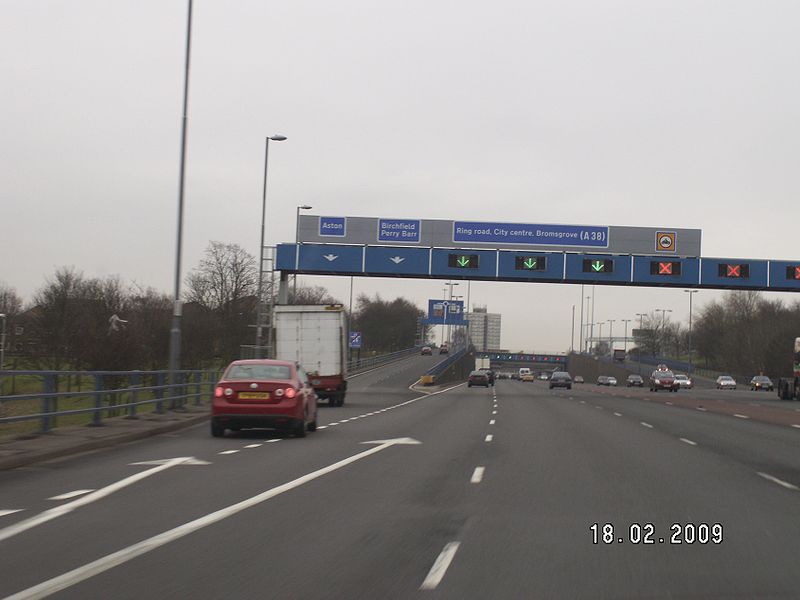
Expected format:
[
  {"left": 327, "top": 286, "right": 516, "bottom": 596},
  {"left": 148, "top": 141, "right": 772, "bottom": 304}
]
[
  {"left": 658, "top": 262, "right": 673, "bottom": 275},
  {"left": 727, "top": 264, "right": 741, "bottom": 277},
  {"left": 795, "top": 267, "right": 800, "bottom": 280}
]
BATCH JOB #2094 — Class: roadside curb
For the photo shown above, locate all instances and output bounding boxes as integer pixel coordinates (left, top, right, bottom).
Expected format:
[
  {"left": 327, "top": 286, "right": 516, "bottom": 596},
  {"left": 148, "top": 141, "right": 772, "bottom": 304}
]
[{"left": 0, "top": 412, "right": 209, "bottom": 471}]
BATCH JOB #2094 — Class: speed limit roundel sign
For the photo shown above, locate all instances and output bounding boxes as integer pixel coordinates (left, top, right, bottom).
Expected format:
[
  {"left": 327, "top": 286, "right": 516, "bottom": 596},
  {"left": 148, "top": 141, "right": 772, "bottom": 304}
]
[{"left": 656, "top": 231, "right": 676, "bottom": 252}]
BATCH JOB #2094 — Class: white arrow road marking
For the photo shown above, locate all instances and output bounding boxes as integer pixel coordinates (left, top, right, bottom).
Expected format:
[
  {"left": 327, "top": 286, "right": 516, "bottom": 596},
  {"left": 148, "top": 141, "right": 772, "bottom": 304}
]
[
  {"left": 0, "top": 457, "right": 203, "bottom": 544},
  {"left": 48, "top": 490, "right": 95, "bottom": 501},
  {"left": 0, "top": 510, "right": 24, "bottom": 518},
  {"left": 389, "top": 256, "right": 405, "bottom": 264},
  {"left": 323, "top": 254, "right": 338, "bottom": 262},
  {"left": 5, "top": 439, "right": 422, "bottom": 600}
]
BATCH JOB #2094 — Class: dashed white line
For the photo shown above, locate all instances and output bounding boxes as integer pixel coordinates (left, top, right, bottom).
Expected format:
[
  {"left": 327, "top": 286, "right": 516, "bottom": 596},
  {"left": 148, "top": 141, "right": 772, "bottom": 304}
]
[
  {"left": 48, "top": 490, "right": 95, "bottom": 501},
  {"left": 244, "top": 444, "right": 262, "bottom": 449},
  {"left": 665, "top": 401, "right": 673, "bottom": 405},
  {"left": 613, "top": 412, "right": 622, "bottom": 417},
  {"left": 420, "top": 542, "right": 461, "bottom": 590},
  {"left": 489, "top": 420, "right": 495, "bottom": 425},
  {"left": 733, "top": 414, "right": 750, "bottom": 419},
  {"left": 679, "top": 438, "right": 697, "bottom": 446},
  {"left": 792, "top": 424, "right": 800, "bottom": 429},
  {"left": 492, "top": 410, "right": 497, "bottom": 415},
  {"left": 595, "top": 406, "right": 603, "bottom": 410},
  {"left": 485, "top": 434, "right": 493, "bottom": 442},
  {"left": 266, "top": 439, "right": 281, "bottom": 443},
  {"left": 470, "top": 467, "right": 485, "bottom": 484},
  {"left": 317, "top": 425, "right": 328, "bottom": 429},
  {"left": 0, "top": 510, "right": 23, "bottom": 518},
  {"left": 580, "top": 400, "right": 586, "bottom": 404},
  {"left": 640, "top": 422, "right": 654, "bottom": 429},
  {"left": 757, "top": 472, "right": 799, "bottom": 491},
  {"left": 696, "top": 407, "right": 707, "bottom": 412},
  {"left": 218, "top": 450, "right": 239, "bottom": 455}
]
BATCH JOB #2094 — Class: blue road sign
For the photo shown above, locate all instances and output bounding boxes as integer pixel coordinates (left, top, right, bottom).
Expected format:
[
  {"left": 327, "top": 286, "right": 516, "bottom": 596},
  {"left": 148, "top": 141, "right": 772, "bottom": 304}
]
[
  {"left": 701, "top": 258, "right": 768, "bottom": 289},
  {"left": 378, "top": 218, "right": 421, "bottom": 243},
  {"left": 276, "top": 243, "right": 298, "bottom": 271},
  {"left": 498, "top": 251, "right": 565, "bottom": 280},
  {"left": 349, "top": 331, "right": 362, "bottom": 349},
  {"left": 453, "top": 221, "right": 609, "bottom": 248},
  {"left": 319, "top": 216, "right": 346, "bottom": 237},
  {"left": 364, "top": 246, "right": 430, "bottom": 276},
  {"left": 632, "top": 256, "right": 700, "bottom": 287},
  {"left": 427, "top": 299, "right": 465, "bottom": 325},
  {"left": 768, "top": 260, "right": 800, "bottom": 291},
  {"left": 564, "top": 253, "right": 633, "bottom": 284},
  {"left": 298, "top": 244, "right": 363, "bottom": 273},
  {"left": 431, "top": 249, "right": 497, "bottom": 278}
]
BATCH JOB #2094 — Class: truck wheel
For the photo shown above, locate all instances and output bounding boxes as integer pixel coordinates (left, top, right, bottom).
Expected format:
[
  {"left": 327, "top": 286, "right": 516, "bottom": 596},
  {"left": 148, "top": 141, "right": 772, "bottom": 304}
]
[{"left": 211, "top": 419, "right": 224, "bottom": 438}]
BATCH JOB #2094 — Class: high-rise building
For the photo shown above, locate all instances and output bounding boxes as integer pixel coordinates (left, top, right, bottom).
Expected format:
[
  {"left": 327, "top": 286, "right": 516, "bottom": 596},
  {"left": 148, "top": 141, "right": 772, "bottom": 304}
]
[{"left": 465, "top": 306, "right": 501, "bottom": 351}]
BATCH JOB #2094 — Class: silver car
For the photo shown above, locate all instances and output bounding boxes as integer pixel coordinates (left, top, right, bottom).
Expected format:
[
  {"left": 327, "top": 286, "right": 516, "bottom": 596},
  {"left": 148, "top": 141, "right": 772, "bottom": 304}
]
[{"left": 716, "top": 375, "right": 737, "bottom": 390}]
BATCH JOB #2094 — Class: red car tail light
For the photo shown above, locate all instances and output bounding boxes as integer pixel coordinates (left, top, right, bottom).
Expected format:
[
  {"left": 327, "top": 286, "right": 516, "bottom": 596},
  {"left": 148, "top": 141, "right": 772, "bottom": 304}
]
[
  {"left": 214, "top": 387, "right": 223, "bottom": 398},
  {"left": 285, "top": 387, "right": 297, "bottom": 399}
]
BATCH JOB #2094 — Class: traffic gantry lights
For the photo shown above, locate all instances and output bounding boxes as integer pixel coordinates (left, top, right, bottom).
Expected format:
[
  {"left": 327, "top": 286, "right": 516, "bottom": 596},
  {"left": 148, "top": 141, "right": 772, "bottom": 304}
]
[
  {"left": 786, "top": 265, "right": 800, "bottom": 280},
  {"left": 447, "top": 253, "right": 479, "bottom": 269},
  {"left": 650, "top": 260, "right": 682, "bottom": 276},
  {"left": 582, "top": 258, "right": 614, "bottom": 274},
  {"left": 514, "top": 255, "right": 547, "bottom": 271},
  {"left": 719, "top": 263, "right": 749, "bottom": 279}
]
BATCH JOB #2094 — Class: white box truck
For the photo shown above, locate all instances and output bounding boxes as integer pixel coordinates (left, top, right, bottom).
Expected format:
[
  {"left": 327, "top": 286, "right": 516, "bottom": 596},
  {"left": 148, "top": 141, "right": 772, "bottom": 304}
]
[{"left": 274, "top": 304, "right": 348, "bottom": 407}]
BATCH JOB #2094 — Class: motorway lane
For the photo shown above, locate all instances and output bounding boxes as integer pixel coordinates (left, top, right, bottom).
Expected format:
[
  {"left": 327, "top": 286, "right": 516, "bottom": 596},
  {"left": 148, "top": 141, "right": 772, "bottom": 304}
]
[{"left": 2, "top": 370, "right": 800, "bottom": 598}]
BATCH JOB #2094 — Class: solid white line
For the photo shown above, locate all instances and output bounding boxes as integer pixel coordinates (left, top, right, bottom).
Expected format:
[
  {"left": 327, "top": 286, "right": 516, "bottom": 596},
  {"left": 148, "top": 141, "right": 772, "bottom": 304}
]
[
  {"left": 48, "top": 490, "right": 95, "bottom": 501},
  {"left": 679, "top": 438, "right": 697, "bottom": 446},
  {"left": 640, "top": 422, "right": 653, "bottom": 429},
  {"left": 733, "top": 414, "right": 750, "bottom": 419},
  {"left": 6, "top": 440, "right": 419, "bottom": 600},
  {"left": 219, "top": 450, "right": 239, "bottom": 455},
  {"left": 244, "top": 444, "right": 262, "bottom": 449},
  {"left": 613, "top": 412, "right": 622, "bottom": 417},
  {"left": 757, "top": 472, "right": 799, "bottom": 491},
  {"left": 0, "top": 457, "right": 196, "bottom": 544},
  {"left": 420, "top": 542, "right": 461, "bottom": 590},
  {"left": 317, "top": 425, "right": 328, "bottom": 429},
  {"left": 0, "top": 510, "right": 23, "bottom": 517},
  {"left": 470, "top": 467, "right": 485, "bottom": 484},
  {"left": 485, "top": 434, "right": 493, "bottom": 442},
  {"left": 489, "top": 420, "right": 495, "bottom": 425}
]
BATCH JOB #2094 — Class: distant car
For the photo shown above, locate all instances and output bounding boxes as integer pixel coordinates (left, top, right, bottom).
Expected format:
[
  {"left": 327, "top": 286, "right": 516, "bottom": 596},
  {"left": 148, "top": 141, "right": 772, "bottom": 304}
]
[
  {"left": 211, "top": 359, "right": 318, "bottom": 438},
  {"left": 597, "top": 376, "right": 609, "bottom": 386},
  {"left": 650, "top": 368, "right": 679, "bottom": 392},
  {"left": 479, "top": 368, "right": 496, "bottom": 386},
  {"left": 421, "top": 346, "right": 432, "bottom": 355},
  {"left": 606, "top": 376, "right": 618, "bottom": 386},
  {"left": 468, "top": 370, "right": 490, "bottom": 387},
  {"left": 674, "top": 373, "right": 693, "bottom": 389},
  {"left": 750, "top": 375, "right": 773, "bottom": 391},
  {"left": 716, "top": 375, "right": 737, "bottom": 390},
  {"left": 439, "top": 346, "right": 449, "bottom": 355},
  {"left": 537, "top": 372, "right": 550, "bottom": 381},
  {"left": 573, "top": 375, "right": 585, "bottom": 384},
  {"left": 626, "top": 374, "right": 644, "bottom": 387},
  {"left": 521, "top": 373, "right": 536, "bottom": 382},
  {"left": 549, "top": 371, "right": 572, "bottom": 390}
]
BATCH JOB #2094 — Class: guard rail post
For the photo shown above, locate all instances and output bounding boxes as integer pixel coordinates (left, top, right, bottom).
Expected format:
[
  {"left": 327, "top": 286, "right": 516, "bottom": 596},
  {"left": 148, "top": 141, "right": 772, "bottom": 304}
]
[
  {"left": 194, "top": 372, "right": 203, "bottom": 406},
  {"left": 127, "top": 373, "right": 140, "bottom": 419},
  {"left": 41, "top": 373, "right": 56, "bottom": 433},
  {"left": 155, "top": 372, "right": 165, "bottom": 413},
  {"left": 91, "top": 374, "right": 104, "bottom": 427}
]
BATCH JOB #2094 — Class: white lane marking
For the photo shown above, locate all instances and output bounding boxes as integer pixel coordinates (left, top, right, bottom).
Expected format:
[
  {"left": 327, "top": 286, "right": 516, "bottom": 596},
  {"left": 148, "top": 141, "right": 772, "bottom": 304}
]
[
  {"left": 489, "top": 420, "right": 495, "bottom": 425},
  {"left": 680, "top": 438, "right": 697, "bottom": 446},
  {"left": 613, "top": 412, "right": 622, "bottom": 417},
  {"left": 326, "top": 422, "right": 339, "bottom": 426},
  {"left": 340, "top": 419, "right": 351, "bottom": 422},
  {"left": 6, "top": 439, "right": 422, "bottom": 600},
  {"left": 696, "top": 407, "right": 707, "bottom": 411},
  {"left": 470, "top": 467, "right": 485, "bottom": 484},
  {"left": 492, "top": 410, "right": 497, "bottom": 415},
  {"left": 0, "top": 457, "right": 198, "bottom": 544},
  {"left": 640, "top": 422, "right": 654, "bottom": 429},
  {"left": 266, "top": 439, "right": 281, "bottom": 443},
  {"left": 733, "top": 414, "right": 750, "bottom": 419},
  {"left": 580, "top": 400, "right": 586, "bottom": 404},
  {"left": 666, "top": 401, "right": 673, "bottom": 405},
  {"left": 317, "top": 425, "right": 328, "bottom": 429},
  {"left": 757, "top": 472, "right": 799, "bottom": 491},
  {"left": 218, "top": 450, "right": 239, "bottom": 455},
  {"left": 48, "top": 490, "right": 95, "bottom": 501},
  {"left": 244, "top": 444, "right": 262, "bottom": 449},
  {"left": 485, "top": 434, "right": 493, "bottom": 442},
  {"left": 0, "top": 510, "right": 24, "bottom": 517},
  {"left": 792, "top": 424, "right": 800, "bottom": 429},
  {"left": 595, "top": 406, "right": 603, "bottom": 410},
  {"left": 420, "top": 542, "right": 461, "bottom": 590}
]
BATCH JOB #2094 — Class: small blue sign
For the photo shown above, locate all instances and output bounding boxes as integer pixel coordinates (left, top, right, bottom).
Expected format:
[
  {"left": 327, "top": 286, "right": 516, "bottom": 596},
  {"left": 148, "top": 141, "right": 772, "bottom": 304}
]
[
  {"left": 298, "top": 244, "right": 363, "bottom": 273},
  {"left": 426, "top": 299, "right": 465, "bottom": 325},
  {"left": 378, "top": 218, "right": 421, "bottom": 243},
  {"left": 319, "top": 216, "right": 346, "bottom": 237},
  {"left": 453, "top": 221, "right": 609, "bottom": 248},
  {"left": 349, "top": 331, "right": 362, "bottom": 349}
]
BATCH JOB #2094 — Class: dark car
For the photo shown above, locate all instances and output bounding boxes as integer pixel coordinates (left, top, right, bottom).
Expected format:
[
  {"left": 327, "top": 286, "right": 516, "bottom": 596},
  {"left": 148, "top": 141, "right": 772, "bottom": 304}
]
[
  {"left": 468, "top": 370, "right": 490, "bottom": 387},
  {"left": 211, "top": 359, "right": 318, "bottom": 438},
  {"left": 597, "top": 376, "right": 609, "bottom": 386},
  {"left": 649, "top": 368, "right": 679, "bottom": 392},
  {"left": 626, "top": 374, "right": 644, "bottom": 387},
  {"left": 421, "top": 346, "right": 432, "bottom": 355},
  {"left": 479, "top": 368, "right": 496, "bottom": 386},
  {"left": 549, "top": 371, "right": 572, "bottom": 390},
  {"left": 750, "top": 375, "right": 774, "bottom": 391}
]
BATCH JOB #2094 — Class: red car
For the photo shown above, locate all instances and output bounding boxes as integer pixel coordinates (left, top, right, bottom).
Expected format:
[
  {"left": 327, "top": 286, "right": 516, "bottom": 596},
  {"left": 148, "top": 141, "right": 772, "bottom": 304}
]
[
  {"left": 211, "top": 359, "right": 318, "bottom": 438},
  {"left": 649, "top": 367, "right": 679, "bottom": 392}
]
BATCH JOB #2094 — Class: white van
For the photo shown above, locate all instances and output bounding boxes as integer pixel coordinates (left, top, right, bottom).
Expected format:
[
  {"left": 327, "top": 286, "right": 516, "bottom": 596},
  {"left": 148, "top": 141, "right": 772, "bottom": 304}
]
[{"left": 518, "top": 367, "right": 532, "bottom": 380}]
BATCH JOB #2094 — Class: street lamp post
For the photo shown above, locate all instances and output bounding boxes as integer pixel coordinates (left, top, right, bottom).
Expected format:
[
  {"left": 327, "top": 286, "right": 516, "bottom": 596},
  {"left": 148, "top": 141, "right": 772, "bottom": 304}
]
[
  {"left": 635, "top": 313, "right": 646, "bottom": 374},
  {"left": 0, "top": 314, "right": 5, "bottom": 394},
  {"left": 684, "top": 290, "right": 699, "bottom": 373},
  {"left": 597, "top": 322, "right": 604, "bottom": 354},
  {"left": 444, "top": 282, "right": 459, "bottom": 348},
  {"left": 607, "top": 319, "right": 615, "bottom": 355},
  {"left": 584, "top": 296, "right": 591, "bottom": 353},
  {"left": 621, "top": 319, "right": 632, "bottom": 353},
  {"left": 254, "top": 135, "right": 288, "bottom": 358},
  {"left": 292, "top": 204, "right": 312, "bottom": 298},
  {"left": 655, "top": 308, "right": 673, "bottom": 357},
  {"left": 571, "top": 305, "right": 576, "bottom": 353},
  {"left": 578, "top": 285, "right": 585, "bottom": 354}
]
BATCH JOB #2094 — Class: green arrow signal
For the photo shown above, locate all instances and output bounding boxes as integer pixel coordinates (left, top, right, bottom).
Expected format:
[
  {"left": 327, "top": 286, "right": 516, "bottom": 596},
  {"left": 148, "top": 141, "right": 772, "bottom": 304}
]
[
  {"left": 591, "top": 260, "right": 604, "bottom": 272},
  {"left": 457, "top": 256, "right": 470, "bottom": 267},
  {"left": 523, "top": 258, "right": 537, "bottom": 269}
]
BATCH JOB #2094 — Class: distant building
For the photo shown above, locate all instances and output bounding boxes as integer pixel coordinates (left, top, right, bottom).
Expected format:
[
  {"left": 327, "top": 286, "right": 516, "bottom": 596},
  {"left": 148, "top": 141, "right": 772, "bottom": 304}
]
[{"left": 466, "top": 306, "right": 501, "bottom": 352}]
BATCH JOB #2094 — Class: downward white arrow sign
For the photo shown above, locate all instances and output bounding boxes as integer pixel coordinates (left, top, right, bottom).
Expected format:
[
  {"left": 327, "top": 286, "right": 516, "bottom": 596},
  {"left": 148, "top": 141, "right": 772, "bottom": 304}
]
[
  {"left": 389, "top": 256, "right": 405, "bottom": 264},
  {"left": 323, "top": 254, "right": 338, "bottom": 262}
]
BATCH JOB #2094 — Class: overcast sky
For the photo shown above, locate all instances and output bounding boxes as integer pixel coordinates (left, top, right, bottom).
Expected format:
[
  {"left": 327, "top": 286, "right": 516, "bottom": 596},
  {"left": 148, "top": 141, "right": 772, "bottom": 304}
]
[{"left": 2, "top": 1, "right": 799, "bottom": 353}]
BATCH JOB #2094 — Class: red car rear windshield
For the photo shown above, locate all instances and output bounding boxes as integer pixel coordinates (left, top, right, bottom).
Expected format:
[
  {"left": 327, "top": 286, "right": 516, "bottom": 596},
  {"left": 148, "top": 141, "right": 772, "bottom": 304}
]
[{"left": 225, "top": 364, "right": 292, "bottom": 380}]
